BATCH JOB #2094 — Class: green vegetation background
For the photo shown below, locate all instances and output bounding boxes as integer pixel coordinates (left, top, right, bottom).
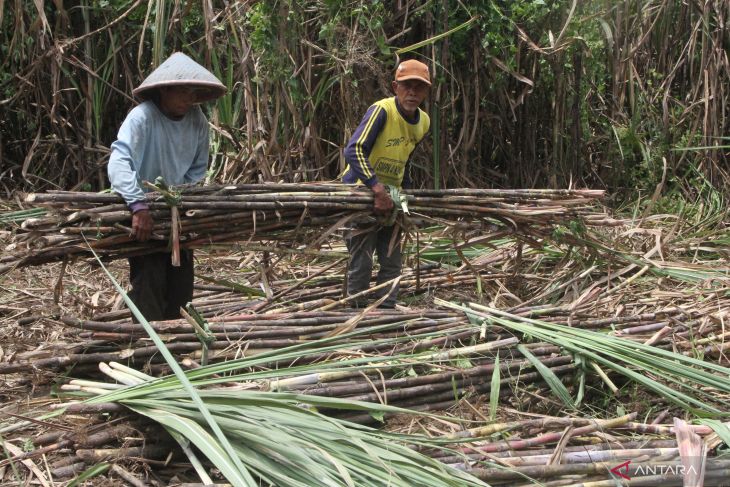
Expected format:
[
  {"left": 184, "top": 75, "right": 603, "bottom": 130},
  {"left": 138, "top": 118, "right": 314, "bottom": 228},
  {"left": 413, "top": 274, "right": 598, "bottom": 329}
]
[{"left": 1, "top": 0, "right": 728, "bottom": 209}]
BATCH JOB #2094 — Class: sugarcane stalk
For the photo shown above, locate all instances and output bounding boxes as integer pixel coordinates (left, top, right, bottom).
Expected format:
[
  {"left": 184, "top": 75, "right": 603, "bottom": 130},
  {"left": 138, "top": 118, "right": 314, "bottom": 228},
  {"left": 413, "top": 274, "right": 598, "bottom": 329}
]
[
  {"left": 336, "top": 367, "right": 579, "bottom": 423},
  {"left": 0, "top": 439, "right": 74, "bottom": 468},
  {"left": 52, "top": 402, "right": 125, "bottom": 414},
  {"left": 298, "top": 355, "right": 573, "bottom": 398},
  {"left": 338, "top": 363, "right": 576, "bottom": 405},
  {"left": 50, "top": 462, "right": 87, "bottom": 479},
  {"left": 435, "top": 440, "right": 680, "bottom": 464},
  {"left": 75, "top": 443, "right": 177, "bottom": 463},
  {"left": 456, "top": 413, "right": 637, "bottom": 454},
  {"left": 250, "top": 257, "right": 347, "bottom": 312},
  {"left": 592, "top": 468, "right": 730, "bottom": 486},
  {"left": 617, "top": 422, "right": 714, "bottom": 436},
  {"left": 465, "top": 461, "right": 626, "bottom": 481},
  {"left": 447, "top": 447, "right": 680, "bottom": 468},
  {"left": 111, "top": 464, "right": 148, "bottom": 487},
  {"left": 60, "top": 312, "right": 461, "bottom": 334}
]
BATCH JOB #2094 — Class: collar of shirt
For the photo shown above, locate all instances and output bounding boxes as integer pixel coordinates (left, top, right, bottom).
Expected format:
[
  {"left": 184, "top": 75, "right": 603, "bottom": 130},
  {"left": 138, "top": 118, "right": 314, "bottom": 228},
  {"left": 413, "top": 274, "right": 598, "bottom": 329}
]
[{"left": 394, "top": 97, "right": 420, "bottom": 124}]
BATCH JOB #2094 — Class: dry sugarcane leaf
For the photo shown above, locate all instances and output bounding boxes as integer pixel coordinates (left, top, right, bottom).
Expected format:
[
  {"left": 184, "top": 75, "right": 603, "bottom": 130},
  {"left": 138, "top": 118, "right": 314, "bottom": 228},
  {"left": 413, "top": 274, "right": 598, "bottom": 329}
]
[
  {"left": 2, "top": 440, "right": 52, "bottom": 487},
  {"left": 546, "top": 425, "right": 574, "bottom": 466},
  {"left": 674, "top": 417, "right": 707, "bottom": 487}
]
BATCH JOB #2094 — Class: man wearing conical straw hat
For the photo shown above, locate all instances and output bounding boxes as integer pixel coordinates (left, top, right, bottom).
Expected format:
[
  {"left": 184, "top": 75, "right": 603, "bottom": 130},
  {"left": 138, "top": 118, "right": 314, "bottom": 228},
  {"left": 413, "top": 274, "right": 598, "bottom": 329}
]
[{"left": 107, "top": 52, "right": 226, "bottom": 321}]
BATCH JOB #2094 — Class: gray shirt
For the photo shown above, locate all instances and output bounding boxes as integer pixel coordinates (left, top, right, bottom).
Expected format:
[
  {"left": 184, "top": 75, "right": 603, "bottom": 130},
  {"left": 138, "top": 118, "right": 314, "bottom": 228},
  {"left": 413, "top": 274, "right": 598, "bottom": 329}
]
[{"left": 107, "top": 101, "right": 209, "bottom": 206}]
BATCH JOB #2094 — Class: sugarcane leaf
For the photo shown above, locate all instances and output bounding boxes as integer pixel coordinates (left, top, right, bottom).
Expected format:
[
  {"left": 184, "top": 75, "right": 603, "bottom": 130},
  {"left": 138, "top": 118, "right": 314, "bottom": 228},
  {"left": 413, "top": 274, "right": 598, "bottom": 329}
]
[
  {"left": 85, "top": 383, "right": 491, "bottom": 484},
  {"left": 0, "top": 431, "right": 22, "bottom": 483},
  {"left": 76, "top": 364, "right": 493, "bottom": 487},
  {"left": 83, "top": 241, "right": 258, "bottom": 486},
  {"left": 696, "top": 419, "right": 730, "bottom": 448},
  {"left": 129, "top": 405, "right": 257, "bottom": 487},
  {"left": 307, "top": 444, "right": 355, "bottom": 487},
  {"left": 573, "top": 354, "right": 585, "bottom": 407},
  {"left": 369, "top": 410, "right": 385, "bottom": 423},
  {"left": 67, "top": 462, "right": 110, "bottom": 487},
  {"left": 395, "top": 16, "right": 478, "bottom": 54},
  {"left": 122, "top": 394, "right": 488, "bottom": 487},
  {"left": 465, "top": 310, "right": 483, "bottom": 326},
  {"left": 517, "top": 344, "right": 575, "bottom": 409},
  {"left": 196, "top": 273, "right": 265, "bottom": 296},
  {"left": 489, "top": 355, "right": 500, "bottom": 420},
  {"left": 165, "top": 428, "right": 214, "bottom": 484},
  {"left": 439, "top": 300, "right": 730, "bottom": 416},
  {"left": 455, "top": 358, "right": 473, "bottom": 368}
]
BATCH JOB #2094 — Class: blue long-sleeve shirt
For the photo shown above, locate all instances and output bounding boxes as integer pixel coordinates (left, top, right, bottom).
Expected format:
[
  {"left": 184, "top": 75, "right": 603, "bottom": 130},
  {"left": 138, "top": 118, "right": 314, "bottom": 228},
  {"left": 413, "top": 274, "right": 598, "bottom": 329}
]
[{"left": 107, "top": 101, "right": 209, "bottom": 209}]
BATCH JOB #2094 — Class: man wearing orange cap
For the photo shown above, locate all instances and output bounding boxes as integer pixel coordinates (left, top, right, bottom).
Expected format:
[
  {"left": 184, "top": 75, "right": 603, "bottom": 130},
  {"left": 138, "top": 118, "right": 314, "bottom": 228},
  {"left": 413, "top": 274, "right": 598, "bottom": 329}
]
[
  {"left": 107, "top": 52, "right": 226, "bottom": 321},
  {"left": 341, "top": 59, "right": 431, "bottom": 308}
]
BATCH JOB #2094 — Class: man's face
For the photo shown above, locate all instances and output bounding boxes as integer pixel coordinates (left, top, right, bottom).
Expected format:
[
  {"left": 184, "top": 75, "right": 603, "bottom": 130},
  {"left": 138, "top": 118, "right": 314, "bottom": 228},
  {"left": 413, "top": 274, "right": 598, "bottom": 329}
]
[
  {"left": 159, "top": 86, "right": 200, "bottom": 118},
  {"left": 392, "top": 79, "right": 430, "bottom": 116}
]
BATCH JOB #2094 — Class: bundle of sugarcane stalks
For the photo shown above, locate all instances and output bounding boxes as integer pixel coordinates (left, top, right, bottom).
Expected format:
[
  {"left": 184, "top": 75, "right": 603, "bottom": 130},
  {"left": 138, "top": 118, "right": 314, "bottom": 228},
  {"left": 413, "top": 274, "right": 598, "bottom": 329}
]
[
  {"left": 80, "top": 260, "right": 504, "bottom": 323},
  {"left": 1, "top": 183, "right": 616, "bottom": 274},
  {"left": 5, "top": 295, "right": 728, "bottom": 414},
  {"left": 3, "top": 316, "right": 727, "bottom": 486},
  {"left": 12, "top": 387, "right": 728, "bottom": 486}
]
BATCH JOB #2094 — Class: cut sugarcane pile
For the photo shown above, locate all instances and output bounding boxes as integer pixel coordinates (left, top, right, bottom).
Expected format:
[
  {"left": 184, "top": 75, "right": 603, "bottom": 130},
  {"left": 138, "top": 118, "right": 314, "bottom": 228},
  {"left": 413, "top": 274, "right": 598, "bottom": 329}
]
[
  {"left": 6, "top": 353, "right": 728, "bottom": 486},
  {"left": 2, "top": 212, "right": 730, "bottom": 486},
  {"left": 5, "top": 300, "right": 728, "bottom": 413},
  {"left": 2, "top": 183, "right": 615, "bottom": 273},
  {"left": 84, "top": 261, "right": 502, "bottom": 323},
  {"left": 3, "top": 227, "right": 730, "bottom": 417}
]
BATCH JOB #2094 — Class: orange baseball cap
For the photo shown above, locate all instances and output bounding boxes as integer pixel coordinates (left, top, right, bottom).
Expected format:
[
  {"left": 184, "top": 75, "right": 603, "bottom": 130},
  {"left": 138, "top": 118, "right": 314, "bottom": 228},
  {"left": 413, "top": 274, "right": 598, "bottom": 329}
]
[{"left": 395, "top": 59, "right": 431, "bottom": 86}]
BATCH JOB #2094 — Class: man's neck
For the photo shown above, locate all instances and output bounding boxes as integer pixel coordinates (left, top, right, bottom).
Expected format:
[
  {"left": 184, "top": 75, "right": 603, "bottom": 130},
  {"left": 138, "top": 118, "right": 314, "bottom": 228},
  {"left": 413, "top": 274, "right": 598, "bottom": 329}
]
[
  {"left": 394, "top": 98, "right": 418, "bottom": 122},
  {"left": 154, "top": 100, "right": 186, "bottom": 121}
]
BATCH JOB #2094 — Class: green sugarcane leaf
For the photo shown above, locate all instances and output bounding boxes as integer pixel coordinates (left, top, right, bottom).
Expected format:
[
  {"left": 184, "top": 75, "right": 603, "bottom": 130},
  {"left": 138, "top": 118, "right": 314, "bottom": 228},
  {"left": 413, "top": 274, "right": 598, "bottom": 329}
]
[
  {"left": 68, "top": 462, "right": 110, "bottom": 487},
  {"left": 369, "top": 410, "right": 385, "bottom": 423},
  {"left": 517, "top": 344, "right": 576, "bottom": 409},
  {"left": 489, "top": 355, "right": 500, "bottom": 420},
  {"left": 129, "top": 405, "right": 254, "bottom": 486},
  {"left": 437, "top": 300, "right": 730, "bottom": 416},
  {"left": 82, "top": 240, "right": 257, "bottom": 486},
  {"left": 574, "top": 354, "right": 586, "bottom": 407},
  {"left": 697, "top": 419, "right": 730, "bottom": 447},
  {"left": 395, "top": 17, "right": 479, "bottom": 54}
]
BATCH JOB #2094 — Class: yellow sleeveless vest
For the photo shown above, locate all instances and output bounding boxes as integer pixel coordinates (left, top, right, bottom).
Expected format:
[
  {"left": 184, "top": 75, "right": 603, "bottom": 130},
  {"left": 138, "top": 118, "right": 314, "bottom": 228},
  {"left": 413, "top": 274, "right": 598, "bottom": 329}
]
[{"left": 368, "top": 97, "right": 430, "bottom": 188}]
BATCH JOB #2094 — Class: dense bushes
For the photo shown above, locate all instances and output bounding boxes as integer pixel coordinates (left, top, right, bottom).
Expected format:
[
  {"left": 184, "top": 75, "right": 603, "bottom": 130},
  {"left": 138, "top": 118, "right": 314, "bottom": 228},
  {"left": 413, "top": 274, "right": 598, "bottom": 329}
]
[{"left": 0, "top": 0, "right": 727, "bottom": 198}]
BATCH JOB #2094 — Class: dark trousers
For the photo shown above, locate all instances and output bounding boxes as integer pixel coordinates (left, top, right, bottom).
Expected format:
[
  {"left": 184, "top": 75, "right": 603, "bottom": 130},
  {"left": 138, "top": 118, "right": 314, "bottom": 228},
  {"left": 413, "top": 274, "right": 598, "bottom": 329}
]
[
  {"left": 128, "top": 250, "right": 194, "bottom": 322},
  {"left": 345, "top": 225, "right": 401, "bottom": 308}
]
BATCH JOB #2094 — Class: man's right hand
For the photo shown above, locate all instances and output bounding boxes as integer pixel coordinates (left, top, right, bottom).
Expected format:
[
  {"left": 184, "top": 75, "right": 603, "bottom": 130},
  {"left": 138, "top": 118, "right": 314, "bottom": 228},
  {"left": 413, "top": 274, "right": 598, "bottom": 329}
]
[
  {"left": 371, "top": 182, "right": 394, "bottom": 215},
  {"left": 132, "top": 209, "right": 154, "bottom": 242}
]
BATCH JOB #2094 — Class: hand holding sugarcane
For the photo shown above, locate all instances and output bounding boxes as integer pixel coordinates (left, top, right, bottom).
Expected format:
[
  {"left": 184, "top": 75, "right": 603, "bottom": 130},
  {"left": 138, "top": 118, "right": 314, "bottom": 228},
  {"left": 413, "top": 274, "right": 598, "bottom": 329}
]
[
  {"left": 371, "top": 182, "right": 394, "bottom": 215},
  {"left": 131, "top": 209, "right": 154, "bottom": 242}
]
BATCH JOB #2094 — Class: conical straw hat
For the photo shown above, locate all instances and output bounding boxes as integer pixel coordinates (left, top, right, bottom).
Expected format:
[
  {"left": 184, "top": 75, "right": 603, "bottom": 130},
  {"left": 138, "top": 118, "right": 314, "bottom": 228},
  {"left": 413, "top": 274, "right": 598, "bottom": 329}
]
[{"left": 133, "top": 52, "right": 226, "bottom": 102}]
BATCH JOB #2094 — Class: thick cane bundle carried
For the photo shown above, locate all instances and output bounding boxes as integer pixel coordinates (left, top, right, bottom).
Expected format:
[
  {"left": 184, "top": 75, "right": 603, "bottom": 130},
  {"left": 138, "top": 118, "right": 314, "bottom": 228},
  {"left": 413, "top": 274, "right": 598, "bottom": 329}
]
[{"left": 2, "top": 183, "right": 614, "bottom": 274}]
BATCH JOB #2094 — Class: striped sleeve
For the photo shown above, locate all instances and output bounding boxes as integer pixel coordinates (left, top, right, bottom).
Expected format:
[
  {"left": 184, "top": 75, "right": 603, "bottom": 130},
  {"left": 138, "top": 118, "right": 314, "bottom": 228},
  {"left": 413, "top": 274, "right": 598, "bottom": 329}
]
[{"left": 342, "top": 104, "right": 387, "bottom": 187}]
